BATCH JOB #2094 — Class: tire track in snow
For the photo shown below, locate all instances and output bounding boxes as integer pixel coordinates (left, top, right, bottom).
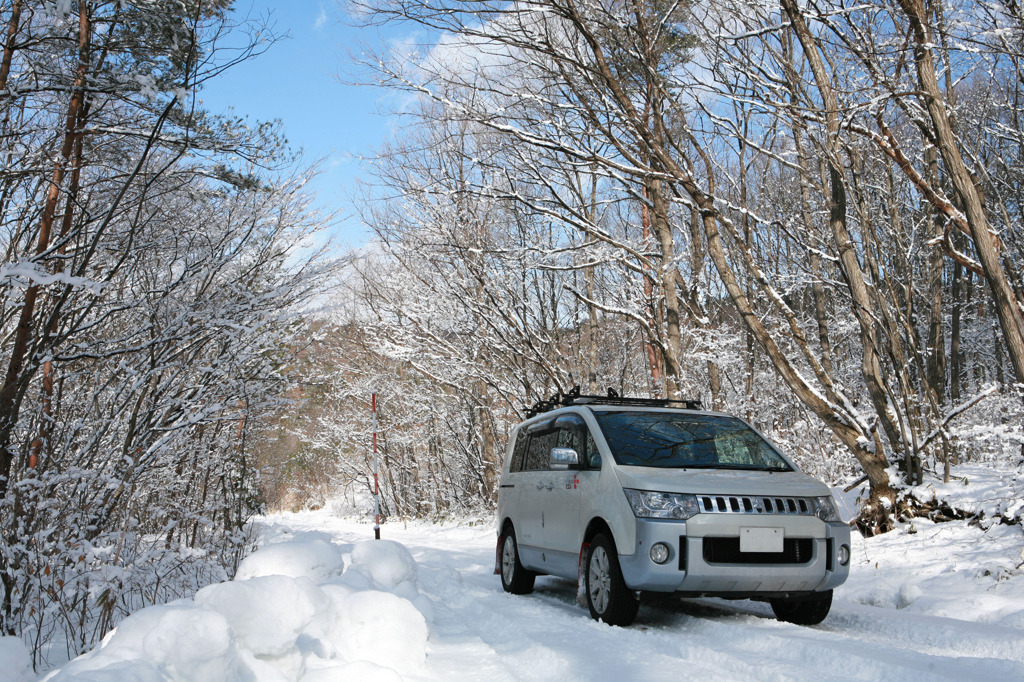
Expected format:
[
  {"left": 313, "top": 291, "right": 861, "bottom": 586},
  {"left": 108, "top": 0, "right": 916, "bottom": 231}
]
[
  {"left": 643, "top": 594, "right": 1024, "bottom": 669},
  {"left": 417, "top": 532, "right": 1022, "bottom": 681}
]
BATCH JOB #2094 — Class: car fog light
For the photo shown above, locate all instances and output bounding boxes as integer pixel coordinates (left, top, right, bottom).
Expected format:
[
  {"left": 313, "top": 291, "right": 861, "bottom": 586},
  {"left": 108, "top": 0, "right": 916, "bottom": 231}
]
[
  {"left": 838, "top": 544, "right": 850, "bottom": 566},
  {"left": 650, "top": 542, "right": 670, "bottom": 565}
]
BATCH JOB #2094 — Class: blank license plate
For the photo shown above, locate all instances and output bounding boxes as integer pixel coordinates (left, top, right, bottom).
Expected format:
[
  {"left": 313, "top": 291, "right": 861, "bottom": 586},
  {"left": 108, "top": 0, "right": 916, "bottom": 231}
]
[{"left": 740, "top": 527, "right": 783, "bottom": 553}]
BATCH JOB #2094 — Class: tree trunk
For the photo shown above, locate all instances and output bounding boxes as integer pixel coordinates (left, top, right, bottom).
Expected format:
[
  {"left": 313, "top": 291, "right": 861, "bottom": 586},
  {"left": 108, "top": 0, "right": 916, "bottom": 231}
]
[
  {"left": 897, "top": 0, "right": 1024, "bottom": 384},
  {"left": 792, "top": 127, "right": 835, "bottom": 380},
  {"left": 585, "top": 262, "right": 599, "bottom": 394},
  {"left": 0, "top": 0, "right": 22, "bottom": 95},
  {"left": 584, "top": 170, "right": 600, "bottom": 394},
  {"left": 640, "top": 184, "right": 664, "bottom": 397},
  {"left": 648, "top": 176, "right": 683, "bottom": 400},
  {"left": 781, "top": 0, "right": 900, "bottom": 522},
  {"left": 0, "top": 2, "right": 91, "bottom": 495},
  {"left": 687, "top": 207, "right": 724, "bottom": 410},
  {"left": 950, "top": 259, "right": 963, "bottom": 402},
  {"left": 924, "top": 146, "right": 946, "bottom": 404},
  {"left": 29, "top": 99, "right": 87, "bottom": 470}
]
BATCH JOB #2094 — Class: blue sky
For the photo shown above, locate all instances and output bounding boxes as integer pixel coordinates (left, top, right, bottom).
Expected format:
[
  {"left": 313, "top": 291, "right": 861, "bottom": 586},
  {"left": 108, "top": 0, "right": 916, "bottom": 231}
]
[{"left": 199, "top": 1, "right": 395, "bottom": 247}]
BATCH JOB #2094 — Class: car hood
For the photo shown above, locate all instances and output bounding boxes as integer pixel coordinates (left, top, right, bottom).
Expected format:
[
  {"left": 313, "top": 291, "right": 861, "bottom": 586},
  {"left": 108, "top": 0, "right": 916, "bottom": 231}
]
[{"left": 612, "top": 465, "right": 831, "bottom": 497}]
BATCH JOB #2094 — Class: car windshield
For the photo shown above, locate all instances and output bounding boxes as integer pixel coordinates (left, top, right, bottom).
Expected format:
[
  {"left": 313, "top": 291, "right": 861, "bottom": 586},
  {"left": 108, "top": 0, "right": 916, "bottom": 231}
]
[{"left": 593, "top": 411, "right": 793, "bottom": 471}]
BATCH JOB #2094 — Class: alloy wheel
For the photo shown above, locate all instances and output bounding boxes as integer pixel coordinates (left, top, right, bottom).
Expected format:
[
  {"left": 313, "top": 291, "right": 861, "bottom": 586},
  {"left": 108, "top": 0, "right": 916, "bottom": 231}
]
[
  {"left": 502, "top": 535, "right": 516, "bottom": 585},
  {"left": 588, "top": 545, "right": 611, "bottom": 613}
]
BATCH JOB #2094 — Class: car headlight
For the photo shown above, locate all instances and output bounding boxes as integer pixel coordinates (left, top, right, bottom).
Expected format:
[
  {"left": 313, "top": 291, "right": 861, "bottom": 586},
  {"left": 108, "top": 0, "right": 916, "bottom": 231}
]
[
  {"left": 811, "top": 496, "right": 841, "bottom": 523},
  {"left": 624, "top": 489, "right": 699, "bottom": 520}
]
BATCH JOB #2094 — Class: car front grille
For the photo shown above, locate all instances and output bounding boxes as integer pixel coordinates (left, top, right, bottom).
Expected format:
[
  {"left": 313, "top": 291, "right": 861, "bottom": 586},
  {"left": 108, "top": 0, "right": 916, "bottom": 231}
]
[
  {"left": 702, "top": 537, "right": 814, "bottom": 565},
  {"left": 697, "top": 494, "right": 814, "bottom": 515}
]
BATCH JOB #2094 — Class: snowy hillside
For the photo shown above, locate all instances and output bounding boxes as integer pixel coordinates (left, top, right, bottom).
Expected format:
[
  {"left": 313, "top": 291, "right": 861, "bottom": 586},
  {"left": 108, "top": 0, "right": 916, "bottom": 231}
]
[{"left": 19, "top": 484, "right": 1024, "bottom": 682}]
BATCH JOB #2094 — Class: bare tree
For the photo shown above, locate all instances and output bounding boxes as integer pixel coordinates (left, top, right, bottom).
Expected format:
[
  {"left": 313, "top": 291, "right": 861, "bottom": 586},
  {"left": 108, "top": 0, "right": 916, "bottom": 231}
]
[{"left": 347, "top": 0, "right": 1024, "bottom": 530}]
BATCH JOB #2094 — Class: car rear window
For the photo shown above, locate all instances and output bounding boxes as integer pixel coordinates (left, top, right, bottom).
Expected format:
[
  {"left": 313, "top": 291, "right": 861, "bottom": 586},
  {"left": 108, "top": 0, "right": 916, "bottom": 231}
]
[{"left": 593, "top": 411, "right": 793, "bottom": 471}]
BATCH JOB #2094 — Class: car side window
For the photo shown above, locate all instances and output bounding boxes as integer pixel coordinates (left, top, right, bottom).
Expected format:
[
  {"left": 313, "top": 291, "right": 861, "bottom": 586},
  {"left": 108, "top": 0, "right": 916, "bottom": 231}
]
[
  {"left": 554, "top": 414, "right": 600, "bottom": 469},
  {"left": 509, "top": 430, "right": 528, "bottom": 473},
  {"left": 526, "top": 429, "right": 557, "bottom": 471},
  {"left": 556, "top": 424, "right": 582, "bottom": 452},
  {"left": 585, "top": 431, "right": 601, "bottom": 469}
]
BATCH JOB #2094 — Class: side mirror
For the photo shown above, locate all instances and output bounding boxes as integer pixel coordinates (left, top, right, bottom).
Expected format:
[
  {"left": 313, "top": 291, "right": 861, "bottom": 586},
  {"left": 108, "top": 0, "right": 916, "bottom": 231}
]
[{"left": 549, "top": 447, "right": 579, "bottom": 470}]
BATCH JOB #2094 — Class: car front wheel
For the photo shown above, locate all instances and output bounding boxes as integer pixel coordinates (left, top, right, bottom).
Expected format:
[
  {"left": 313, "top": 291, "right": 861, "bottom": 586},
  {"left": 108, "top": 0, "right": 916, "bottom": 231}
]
[
  {"left": 770, "top": 589, "right": 833, "bottom": 625},
  {"left": 585, "top": 533, "right": 639, "bottom": 626}
]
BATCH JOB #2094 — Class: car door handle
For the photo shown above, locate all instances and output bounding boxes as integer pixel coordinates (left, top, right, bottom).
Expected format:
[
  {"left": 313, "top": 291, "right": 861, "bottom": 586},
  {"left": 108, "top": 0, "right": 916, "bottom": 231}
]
[{"left": 536, "top": 483, "right": 553, "bottom": 490}]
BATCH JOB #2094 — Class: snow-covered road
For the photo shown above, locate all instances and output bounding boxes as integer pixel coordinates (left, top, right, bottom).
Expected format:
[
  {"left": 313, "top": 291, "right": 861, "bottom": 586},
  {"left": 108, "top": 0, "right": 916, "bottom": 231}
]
[
  {"left": 35, "top": 507, "right": 1024, "bottom": 681},
  {"left": 264, "top": 512, "right": 1024, "bottom": 682}
]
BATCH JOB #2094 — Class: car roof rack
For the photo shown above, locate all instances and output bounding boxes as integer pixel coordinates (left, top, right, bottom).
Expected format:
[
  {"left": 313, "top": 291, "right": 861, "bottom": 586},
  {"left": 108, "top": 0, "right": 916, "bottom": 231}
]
[{"left": 525, "top": 386, "right": 702, "bottom": 418}]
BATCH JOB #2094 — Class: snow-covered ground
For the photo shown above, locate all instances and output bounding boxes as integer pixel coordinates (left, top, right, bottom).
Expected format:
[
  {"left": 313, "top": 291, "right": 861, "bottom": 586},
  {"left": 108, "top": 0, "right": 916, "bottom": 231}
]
[{"left": 21, "top": 493, "right": 1024, "bottom": 682}]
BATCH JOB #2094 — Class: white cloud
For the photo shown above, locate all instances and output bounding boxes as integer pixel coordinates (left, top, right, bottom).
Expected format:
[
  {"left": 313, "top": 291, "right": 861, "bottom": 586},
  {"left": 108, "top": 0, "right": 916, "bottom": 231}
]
[{"left": 314, "top": 3, "right": 327, "bottom": 30}]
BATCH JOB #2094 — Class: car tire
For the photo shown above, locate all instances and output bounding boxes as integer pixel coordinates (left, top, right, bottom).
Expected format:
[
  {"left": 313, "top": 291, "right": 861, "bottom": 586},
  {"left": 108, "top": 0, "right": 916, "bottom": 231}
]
[
  {"left": 770, "top": 589, "right": 833, "bottom": 625},
  {"left": 500, "top": 527, "right": 535, "bottom": 594},
  {"left": 585, "top": 533, "right": 639, "bottom": 626}
]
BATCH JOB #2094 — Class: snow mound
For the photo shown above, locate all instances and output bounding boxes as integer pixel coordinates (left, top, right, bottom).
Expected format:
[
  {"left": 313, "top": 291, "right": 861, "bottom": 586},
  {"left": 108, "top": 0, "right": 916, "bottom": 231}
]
[
  {"left": 43, "top": 604, "right": 248, "bottom": 682},
  {"left": 341, "top": 539, "right": 418, "bottom": 596},
  {"left": 46, "top": 535, "right": 429, "bottom": 681},
  {"left": 195, "top": 575, "right": 320, "bottom": 658},
  {"left": 339, "top": 539, "right": 436, "bottom": 622},
  {"left": 329, "top": 590, "right": 427, "bottom": 673},
  {"left": 235, "top": 538, "right": 345, "bottom": 582},
  {"left": 0, "top": 636, "right": 34, "bottom": 682}
]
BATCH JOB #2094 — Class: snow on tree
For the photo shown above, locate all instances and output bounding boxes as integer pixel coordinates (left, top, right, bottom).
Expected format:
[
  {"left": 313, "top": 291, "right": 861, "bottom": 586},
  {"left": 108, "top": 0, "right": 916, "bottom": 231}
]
[
  {"left": 0, "top": 0, "right": 329, "bottom": 667},
  {"left": 339, "top": 0, "right": 1024, "bottom": 530}
]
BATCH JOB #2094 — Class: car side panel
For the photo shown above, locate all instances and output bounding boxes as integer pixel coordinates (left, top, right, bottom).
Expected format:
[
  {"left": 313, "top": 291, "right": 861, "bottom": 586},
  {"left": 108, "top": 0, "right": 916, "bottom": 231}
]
[
  {"left": 579, "top": 410, "right": 636, "bottom": 555},
  {"left": 507, "top": 469, "right": 545, "bottom": 570},
  {"left": 497, "top": 427, "right": 543, "bottom": 572}
]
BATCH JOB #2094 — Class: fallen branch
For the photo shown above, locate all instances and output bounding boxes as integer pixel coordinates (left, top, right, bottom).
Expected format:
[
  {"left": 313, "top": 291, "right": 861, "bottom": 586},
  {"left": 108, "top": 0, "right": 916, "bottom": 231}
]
[
  {"left": 919, "top": 384, "right": 1000, "bottom": 451},
  {"left": 843, "top": 474, "right": 868, "bottom": 493}
]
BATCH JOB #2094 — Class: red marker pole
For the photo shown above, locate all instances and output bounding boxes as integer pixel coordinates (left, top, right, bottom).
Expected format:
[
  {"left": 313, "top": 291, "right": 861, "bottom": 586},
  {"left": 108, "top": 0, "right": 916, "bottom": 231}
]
[{"left": 372, "top": 393, "right": 380, "bottom": 540}]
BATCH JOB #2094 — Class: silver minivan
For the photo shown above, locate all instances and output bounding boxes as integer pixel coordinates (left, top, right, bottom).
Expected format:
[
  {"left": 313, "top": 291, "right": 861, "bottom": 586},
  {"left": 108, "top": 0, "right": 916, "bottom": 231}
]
[{"left": 495, "top": 394, "right": 851, "bottom": 626}]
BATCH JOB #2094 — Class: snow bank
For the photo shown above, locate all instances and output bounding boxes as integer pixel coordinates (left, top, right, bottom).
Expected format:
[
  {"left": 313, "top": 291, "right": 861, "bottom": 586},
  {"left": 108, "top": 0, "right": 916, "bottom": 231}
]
[
  {"left": 844, "top": 518, "right": 1024, "bottom": 628},
  {"left": 44, "top": 537, "right": 428, "bottom": 681},
  {"left": 835, "top": 464, "right": 1024, "bottom": 628},
  {"left": 909, "top": 463, "right": 1024, "bottom": 525},
  {"left": 45, "top": 604, "right": 248, "bottom": 682},
  {"left": 0, "top": 636, "right": 34, "bottom": 682},
  {"left": 332, "top": 539, "right": 435, "bottom": 622}
]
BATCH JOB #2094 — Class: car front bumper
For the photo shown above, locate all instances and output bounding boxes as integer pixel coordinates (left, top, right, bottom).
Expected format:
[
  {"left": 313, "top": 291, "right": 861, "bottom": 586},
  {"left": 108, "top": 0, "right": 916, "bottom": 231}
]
[{"left": 617, "top": 514, "right": 851, "bottom": 597}]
